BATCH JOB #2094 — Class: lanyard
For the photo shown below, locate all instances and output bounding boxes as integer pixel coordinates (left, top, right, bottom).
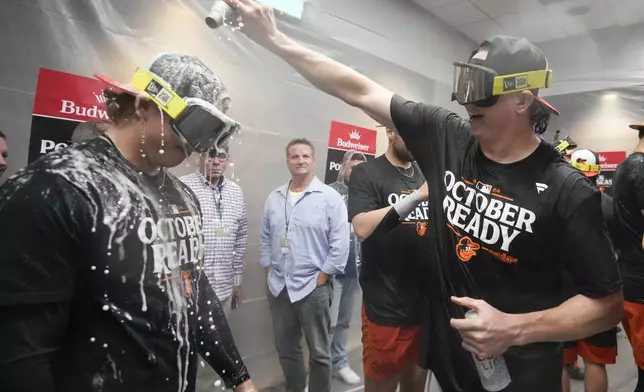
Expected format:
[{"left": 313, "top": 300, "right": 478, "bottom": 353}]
[
  {"left": 205, "top": 179, "right": 224, "bottom": 222},
  {"left": 284, "top": 182, "right": 292, "bottom": 233},
  {"left": 214, "top": 184, "right": 223, "bottom": 222}
]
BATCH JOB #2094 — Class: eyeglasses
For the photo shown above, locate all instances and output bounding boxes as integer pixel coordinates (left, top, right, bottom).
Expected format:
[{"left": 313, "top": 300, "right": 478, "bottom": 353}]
[{"left": 207, "top": 150, "right": 229, "bottom": 160}]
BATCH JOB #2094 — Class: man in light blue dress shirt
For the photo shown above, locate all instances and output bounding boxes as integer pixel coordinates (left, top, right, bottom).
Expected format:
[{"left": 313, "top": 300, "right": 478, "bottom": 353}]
[{"left": 260, "top": 138, "right": 349, "bottom": 392}]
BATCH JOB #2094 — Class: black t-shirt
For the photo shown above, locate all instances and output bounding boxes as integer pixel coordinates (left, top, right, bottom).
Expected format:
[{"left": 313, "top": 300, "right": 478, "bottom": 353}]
[
  {"left": 0, "top": 138, "right": 249, "bottom": 392},
  {"left": 390, "top": 95, "right": 621, "bottom": 392},
  {"left": 612, "top": 152, "right": 644, "bottom": 303},
  {"left": 348, "top": 155, "right": 430, "bottom": 326}
]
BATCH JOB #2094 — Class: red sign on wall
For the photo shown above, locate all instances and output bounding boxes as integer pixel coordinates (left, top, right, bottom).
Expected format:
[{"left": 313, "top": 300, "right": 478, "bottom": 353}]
[
  {"left": 596, "top": 151, "right": 627, "bottom": 171},
  {"left": 324, "top": 121, "right": 378, "bottom": 184},
  {"left": 327, "top": 121, "right": 377, "bottom": 155},
  {"left": 28, "top": 68, "right": 111, "bottom": 162}
]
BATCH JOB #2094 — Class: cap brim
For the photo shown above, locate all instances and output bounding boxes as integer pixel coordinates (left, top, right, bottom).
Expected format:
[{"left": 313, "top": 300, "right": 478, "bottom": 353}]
[
  {"left": 629, "top": 124, "right": 644, "bottom": 131},
  {"left": 535, "top": 96, "right": 559, "bottom": 116},
  {"left": 94, "top": 73, "right": 141, "bottom": 96}
]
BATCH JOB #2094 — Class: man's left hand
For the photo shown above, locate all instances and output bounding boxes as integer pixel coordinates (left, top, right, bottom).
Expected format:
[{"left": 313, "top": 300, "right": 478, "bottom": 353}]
[
  {"left": 449, "top": 296, "right": 521, "bottom": 359},
  {"left": 232, "top": 285, "right": 244, "bottom": 306},
  {"left": 317, "top": 272, "right": 329, "bottom": 286}
]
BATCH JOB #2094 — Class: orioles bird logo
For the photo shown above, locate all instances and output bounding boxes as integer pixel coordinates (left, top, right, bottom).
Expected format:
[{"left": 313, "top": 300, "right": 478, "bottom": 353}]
[
  {"left": 416, "top": 222, "right": 427, "bottom": 236},
  {"left": 456, "top": 236, "right": 480, "bottom": 262}
]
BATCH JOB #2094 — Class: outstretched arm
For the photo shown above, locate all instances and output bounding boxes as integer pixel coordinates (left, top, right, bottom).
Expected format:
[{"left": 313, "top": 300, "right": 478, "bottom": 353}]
[{"left": 225, "top": 0, "right": 395, "bottom": 130}]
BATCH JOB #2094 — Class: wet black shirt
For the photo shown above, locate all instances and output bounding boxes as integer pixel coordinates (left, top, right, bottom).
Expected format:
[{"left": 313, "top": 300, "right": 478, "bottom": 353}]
[
  {"left": 390, "top": 95, "right": 621, "bottom": 392},
  {"left": 0, "top": 138, "right": 249, "bottom": 392},
  {"left": 348, "top": 155, "right": 430, "bottom": 326},
  {"left": 612, "top": 152, "right": 644, "bottom": 303}
]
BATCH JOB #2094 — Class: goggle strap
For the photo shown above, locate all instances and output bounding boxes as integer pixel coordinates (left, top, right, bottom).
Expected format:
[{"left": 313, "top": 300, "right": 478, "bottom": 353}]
[
  {"left": 554, "top": 140, "right": 570, "bottom": 153},
  {"left": 571, "top": 161, "right": 601, "bottom": 173},
  {"left": 130, "top": 68, "right": 189, "bottom": 119},
  {"left": 492, "top": 69, "right": 553, "bottom": 97}
]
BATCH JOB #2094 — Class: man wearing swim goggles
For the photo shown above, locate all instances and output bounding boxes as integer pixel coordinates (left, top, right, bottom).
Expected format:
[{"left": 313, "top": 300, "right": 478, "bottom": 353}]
[
  {"left": 0, "top": 53, "right": 256, "bottom": 392},
  {"left": 230, "top": 1, "right": 623, "bottom": 391},
  {"left": 96, "top": 63, "right": 240, "bottom": 156}
]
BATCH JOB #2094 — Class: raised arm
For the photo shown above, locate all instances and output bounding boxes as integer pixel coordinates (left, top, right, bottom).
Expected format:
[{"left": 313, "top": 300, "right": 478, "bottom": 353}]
[{"left": 225, "top": 0, "right": 395, "bottom": 130}]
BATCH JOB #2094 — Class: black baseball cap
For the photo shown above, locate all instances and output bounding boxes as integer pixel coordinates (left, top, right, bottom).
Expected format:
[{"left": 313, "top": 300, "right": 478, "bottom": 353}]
[
  {"left": 629, "top": 122, "right": 644, "bottom": 131},
  {"left": 468, "top": 35, "right": 559, "bottom": 115}
]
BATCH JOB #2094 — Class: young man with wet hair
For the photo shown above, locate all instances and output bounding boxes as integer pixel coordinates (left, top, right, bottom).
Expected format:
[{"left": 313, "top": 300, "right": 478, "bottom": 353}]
[{"left": 0, "top": 53, "right": 255, "bottom": 392}]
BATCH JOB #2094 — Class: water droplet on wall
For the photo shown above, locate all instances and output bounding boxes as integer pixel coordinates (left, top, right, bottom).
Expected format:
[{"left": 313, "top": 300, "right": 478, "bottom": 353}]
[
  {"left": 102, "top": 305, "right": 110, "bottom": 311},
  {"left": 214, "top": 380, "right": 222, "bottom": 387},
  {"left": 90, "top": 337, "right": 96, "bottom": 342},
  {"left": 205, "top": 352, "right": 210, "bottom": 357},
  {"left": 91, "top": 266, "right": 97, "bottom": 271}
]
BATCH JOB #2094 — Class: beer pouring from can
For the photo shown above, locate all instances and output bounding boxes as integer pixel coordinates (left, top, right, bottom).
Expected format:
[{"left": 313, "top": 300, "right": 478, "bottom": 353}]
[{"left": 205, "top": 0, "right": 237, "bottom": 29}]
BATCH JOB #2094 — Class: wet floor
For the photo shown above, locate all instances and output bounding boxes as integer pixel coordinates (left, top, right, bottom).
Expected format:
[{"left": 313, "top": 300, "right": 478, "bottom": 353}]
[{"left": 197, "top": 326, "right": 638, "bottom": 391}]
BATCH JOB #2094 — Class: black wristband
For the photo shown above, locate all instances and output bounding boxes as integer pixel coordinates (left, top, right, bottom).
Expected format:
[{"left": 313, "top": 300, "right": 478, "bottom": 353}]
[{"left": 371, "top": 208, "right": 402, "bottom": 237}]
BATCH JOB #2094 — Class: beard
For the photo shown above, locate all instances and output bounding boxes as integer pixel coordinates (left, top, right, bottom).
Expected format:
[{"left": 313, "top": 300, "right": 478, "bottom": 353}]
[{"left": 395, "top": 146, "right": 414, "bottom": 163}]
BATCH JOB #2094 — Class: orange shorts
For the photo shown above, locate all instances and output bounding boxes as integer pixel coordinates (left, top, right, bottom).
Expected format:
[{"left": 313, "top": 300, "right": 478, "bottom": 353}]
[
  {"left": 622, "top": 300, "right": 644, "bottom": 368},
  {"left": 361, "top": 306, "right": 422, "bottom": 381},
  {"left": 562, "top": 328, "right": 617, "bottom": 365}
]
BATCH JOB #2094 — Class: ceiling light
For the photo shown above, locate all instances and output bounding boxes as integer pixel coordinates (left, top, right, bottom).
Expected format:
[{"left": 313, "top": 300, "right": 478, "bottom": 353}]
[{"left": 603, "top": 93, "right": 619, "bottom": 100}]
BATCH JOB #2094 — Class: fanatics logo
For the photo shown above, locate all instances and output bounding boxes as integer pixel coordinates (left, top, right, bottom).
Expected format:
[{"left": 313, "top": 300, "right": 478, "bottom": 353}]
[
  {"left": 349, "top": 129, "right": 361, "bottom": 140},
  {"left": 536, "top": 183, "right": 548, "bottom": 194}
]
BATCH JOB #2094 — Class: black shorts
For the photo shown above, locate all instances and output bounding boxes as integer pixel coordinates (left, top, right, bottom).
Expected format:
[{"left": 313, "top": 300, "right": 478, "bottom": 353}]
[{"left": 563, "top": 327, "right": 618, "bottom": 365}]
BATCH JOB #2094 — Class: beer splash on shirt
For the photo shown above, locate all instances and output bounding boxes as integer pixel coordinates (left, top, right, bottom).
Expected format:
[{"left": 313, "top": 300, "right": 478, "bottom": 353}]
[{"left": 0, "top": 141, "right": 203, "bottom": 392}]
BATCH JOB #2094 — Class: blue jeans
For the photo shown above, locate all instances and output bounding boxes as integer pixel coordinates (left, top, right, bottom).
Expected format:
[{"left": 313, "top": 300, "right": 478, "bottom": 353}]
[{"left": 329, "top": 276, "right": 360, "bottom": 371}]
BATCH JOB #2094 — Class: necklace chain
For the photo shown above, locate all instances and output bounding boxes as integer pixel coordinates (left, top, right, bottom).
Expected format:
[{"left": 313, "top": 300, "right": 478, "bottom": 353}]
[{"left": 396, "top": 164, "right": 415, "bottom": 178}]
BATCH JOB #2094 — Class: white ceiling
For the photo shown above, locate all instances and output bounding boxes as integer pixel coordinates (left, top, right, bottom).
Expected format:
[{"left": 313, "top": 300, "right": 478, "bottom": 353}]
[{"left": 411, "top": 0, "right": 644, "bottom": 43}]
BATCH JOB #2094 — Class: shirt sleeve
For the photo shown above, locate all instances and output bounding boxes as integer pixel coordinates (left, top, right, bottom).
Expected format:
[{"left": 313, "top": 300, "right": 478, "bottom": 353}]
[
  {"left": 561, "top": 178, "right": 622, "bottom": 298},
  {"left": 389, "top": 94, "right": 472, "bottom": 177},
  {"left": 196, "top": 272, "right": 251, "bottom": 388},
  {"left": 0, "top": 172, "right": 91, "bottom": 305},
  {"left": 259, "top": 196, "right": 273, "bottom": 268},
  {"left": 0, "top": 172, "right": 91, "bottom": 391},
  {"left": 347, "top": 163, "right": 378, "bottom": 221},
  {"left": 321, "top": 192, "right": 350, "bottom": 275},
  {"left": 233, "top": 189, "right": 248, "bottom": 286},
  {"left": 629, "top": 163, "right": 644, "bottom": 211}
]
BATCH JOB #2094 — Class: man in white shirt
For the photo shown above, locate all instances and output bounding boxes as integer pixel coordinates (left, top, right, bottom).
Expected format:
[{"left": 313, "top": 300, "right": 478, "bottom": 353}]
[{"left": 181, "top": 146, "right": 248, "bottom": 317}]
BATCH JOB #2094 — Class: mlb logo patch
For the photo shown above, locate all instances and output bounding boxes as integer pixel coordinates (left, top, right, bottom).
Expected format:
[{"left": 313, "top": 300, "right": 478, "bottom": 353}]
[{"left": 476, "top": 182, "right": 492, "bottom": 194}]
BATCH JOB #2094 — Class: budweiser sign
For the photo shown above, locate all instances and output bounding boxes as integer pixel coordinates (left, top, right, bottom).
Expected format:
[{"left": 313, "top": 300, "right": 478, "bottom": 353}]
[
  {"left": 596, "top": 151, "right": 627, "bottom": 171},
  {"left": 324, "top": 121, "right": 378, "bottom": 184},
  {"left": 328, "top": 121, "right": 377, "bottom": 155},
  {"left": 32, "top": 68, "right": 110, "bottom": 122},
  {"left": 28, "top": 68, "right": 112, "bottom": 163}
]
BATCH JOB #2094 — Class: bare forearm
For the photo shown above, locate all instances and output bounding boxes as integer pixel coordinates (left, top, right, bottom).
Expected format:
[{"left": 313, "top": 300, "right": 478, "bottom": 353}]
[
  {"left": 513, "top": 292, "right": 623, "bottom": 346},
  {"left": 353, "top": 207, "right": 392, "bottom": 240}
]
